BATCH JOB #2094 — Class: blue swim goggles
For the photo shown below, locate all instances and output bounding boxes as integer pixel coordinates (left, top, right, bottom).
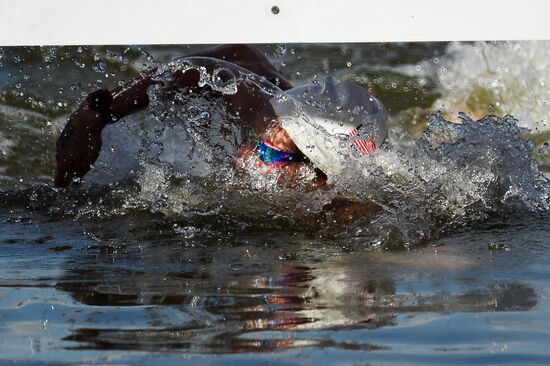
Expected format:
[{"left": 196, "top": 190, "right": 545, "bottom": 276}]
[{"left": 257, "top": 141, "right": 305, "bottom": 164}]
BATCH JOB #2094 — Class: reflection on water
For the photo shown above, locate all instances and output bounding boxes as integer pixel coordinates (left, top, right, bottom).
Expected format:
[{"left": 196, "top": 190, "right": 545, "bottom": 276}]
[
  {"left": 1, "top": 210, "right": 546, "bottom": 362},
  {"left": 58, "top": 262, "right": 537, "bottom": 354}
]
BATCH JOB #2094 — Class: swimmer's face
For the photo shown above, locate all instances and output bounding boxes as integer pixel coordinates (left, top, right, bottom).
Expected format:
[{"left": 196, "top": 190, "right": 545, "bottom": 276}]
[
  {"left": 232, "top": 121, "right": 326, "bottom": 188},
  {"left": 263, "top": 122, "right": 300, "bottom": 154}
]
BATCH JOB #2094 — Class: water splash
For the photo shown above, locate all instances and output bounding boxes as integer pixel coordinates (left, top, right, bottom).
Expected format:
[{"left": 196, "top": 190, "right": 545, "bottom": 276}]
[
  {"left": 332, "top": 114, "right": 550, "bottom": 246},
  {"left": 2, "top": 51, "right": 550, "bottom": 249},
  {"left": 432, "top": 41, "right": 550, "bottom": 130},
  {"left": 58, "top": 61, "right": 550, "bottom": 247}
]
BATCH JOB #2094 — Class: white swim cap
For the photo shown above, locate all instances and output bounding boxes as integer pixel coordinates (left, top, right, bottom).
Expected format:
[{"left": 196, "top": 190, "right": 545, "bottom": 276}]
[{"left": 270, "top": 75, "right": 388, "bottom": 177}]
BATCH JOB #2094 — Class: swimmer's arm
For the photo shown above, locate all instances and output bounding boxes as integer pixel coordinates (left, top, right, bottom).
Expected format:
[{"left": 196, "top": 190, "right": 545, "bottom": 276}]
[
  {"left": 55, "top": 72, "right": 164, "bottom": 188},
  {"left": 110, "top": 44, "right": 293, "bottom": 117},
  {"left": 185, "top": 44, "right": 292, "bottom": 90},
  {"left": 110, "top": 44, "right": 292, "bottom": 119},
  {"left": 55, "top": 66, "right": 253, "bottom": 187},
  {"left": 109, "top": 68, "right": 204, "bottom": 118},
  {"left": 54, "top": 68, "right": 264, "bottom": 188},
  {"left": 55, "top": 44, "right": 286, "bottom": 187},
  {"left": 54, "top": 93, "right": 109, "bottom": 187},
  {"left": 110, "top": 74, "right": 159, "bottom": 118}
]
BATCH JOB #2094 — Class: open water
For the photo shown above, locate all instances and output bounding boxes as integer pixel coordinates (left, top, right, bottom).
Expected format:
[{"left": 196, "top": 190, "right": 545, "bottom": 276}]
[{"left": 1, "top": 42, "right": 550, "bottom": 365}]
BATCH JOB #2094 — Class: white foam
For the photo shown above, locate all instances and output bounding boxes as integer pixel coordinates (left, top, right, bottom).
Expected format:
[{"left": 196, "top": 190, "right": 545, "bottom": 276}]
[{"left": 433, "top": 41, "right": 550, "bottom": 130}]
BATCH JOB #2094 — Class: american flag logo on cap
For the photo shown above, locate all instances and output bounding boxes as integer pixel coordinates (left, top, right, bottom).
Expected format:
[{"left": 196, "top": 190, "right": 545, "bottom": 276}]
[{"left": 348, "top": 128, "right": 376, "bottom": 154}]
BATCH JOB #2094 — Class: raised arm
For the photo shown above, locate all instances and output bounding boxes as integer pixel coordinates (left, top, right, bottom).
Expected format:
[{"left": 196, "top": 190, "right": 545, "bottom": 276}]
[
  {"left": 54, "top": 69, "right": 204, "bottom": 187},
  {"left": 186, "top": 44, "right": 292, "bottom": 91},
  {"left": 54, "top": 45, "right": 291, "bottom": 187},
  {"left": 108, "top": 44, "right": 291, "bottom": 115}
]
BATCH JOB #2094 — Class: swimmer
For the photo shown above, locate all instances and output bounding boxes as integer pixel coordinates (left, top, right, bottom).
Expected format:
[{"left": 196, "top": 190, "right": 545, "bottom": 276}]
[{"left": 55, "top": 45, "right": 388, "bottom": 220}]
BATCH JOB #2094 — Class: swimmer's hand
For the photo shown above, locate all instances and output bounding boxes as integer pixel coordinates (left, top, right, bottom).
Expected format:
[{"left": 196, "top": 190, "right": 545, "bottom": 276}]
[{"left": 54, "top": 96, "right": 107, "bottom": 187}]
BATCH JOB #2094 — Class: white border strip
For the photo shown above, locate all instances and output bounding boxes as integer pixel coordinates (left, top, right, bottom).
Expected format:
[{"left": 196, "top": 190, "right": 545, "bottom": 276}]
[{"left": 0, "top": 0, "right": 549, "bottom": 46}]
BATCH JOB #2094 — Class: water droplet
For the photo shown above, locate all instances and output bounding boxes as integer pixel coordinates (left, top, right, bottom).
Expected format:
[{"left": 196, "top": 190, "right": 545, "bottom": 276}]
[
  {"left": 93, "top": 62, "right": 106, "bottom": 73},
  {"left": 488, "top": 242, "right": 509, "bottom": 251}
]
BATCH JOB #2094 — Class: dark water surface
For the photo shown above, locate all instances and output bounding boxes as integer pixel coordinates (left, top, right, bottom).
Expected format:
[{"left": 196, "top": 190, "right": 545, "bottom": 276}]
[
  {"left": 2, "top": 42, "right": 550, "bottom": 364},
  {"left": 1, "top": 209, "right": 550, "bottom": 364}
]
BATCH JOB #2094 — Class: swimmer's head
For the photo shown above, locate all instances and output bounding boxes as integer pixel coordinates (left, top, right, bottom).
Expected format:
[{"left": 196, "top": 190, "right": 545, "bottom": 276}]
[{"left": 270, "top": 75, "right": 388, "bottom": 177}]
